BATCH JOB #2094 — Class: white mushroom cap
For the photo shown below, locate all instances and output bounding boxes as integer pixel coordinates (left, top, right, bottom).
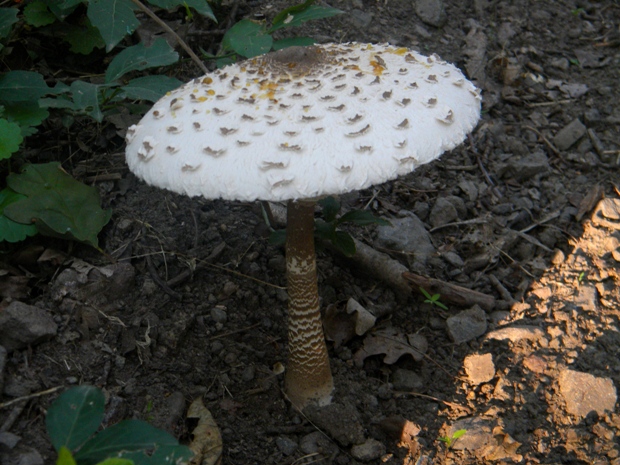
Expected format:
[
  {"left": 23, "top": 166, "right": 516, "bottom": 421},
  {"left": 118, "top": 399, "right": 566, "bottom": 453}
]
[{"left": 125, "top": 43, "right": 481, "bottom": 202}]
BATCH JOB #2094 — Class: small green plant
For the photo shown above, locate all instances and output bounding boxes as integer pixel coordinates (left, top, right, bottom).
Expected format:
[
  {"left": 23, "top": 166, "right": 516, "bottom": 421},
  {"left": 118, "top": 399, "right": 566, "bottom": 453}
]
[
  {"left": 438, "top": 429, "right": 466, "bottom": 449},
  {"left": 47, "top": 385, "right": 193, "bottom": 465},
  {"left": 419, "top": 287, "right": 448, "bottom": 310},
  {"left": 269, "top": 196, "right": 390, "bottom": 257},
  {"left": 577, "top": 271, "right": 586, "bottom": 284},
  {"left": 214, "top": 0, "right": 342, "bottom": 63}
]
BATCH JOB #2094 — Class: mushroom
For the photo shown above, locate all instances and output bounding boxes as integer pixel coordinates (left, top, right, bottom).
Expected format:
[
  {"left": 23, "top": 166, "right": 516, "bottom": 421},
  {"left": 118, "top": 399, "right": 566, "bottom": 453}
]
[{"left": 125, "top": 43, "right": 481, "bottom": 409}]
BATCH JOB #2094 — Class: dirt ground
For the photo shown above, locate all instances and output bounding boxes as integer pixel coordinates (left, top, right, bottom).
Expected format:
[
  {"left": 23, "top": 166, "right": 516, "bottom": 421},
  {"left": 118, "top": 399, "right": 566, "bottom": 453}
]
[{"left": 1, "top": 0, "right": 620, "bottom": 464}]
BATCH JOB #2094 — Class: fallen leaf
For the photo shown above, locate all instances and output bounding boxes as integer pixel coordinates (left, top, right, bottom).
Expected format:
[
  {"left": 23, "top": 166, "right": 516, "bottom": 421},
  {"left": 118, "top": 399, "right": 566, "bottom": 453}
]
[
  {"left": 353, "top": 327, "right": 427, "bottom": 366},
  {"left": 324, "top": 298, "right": 377, "bottom": 347},
  {"left": 188, "top": 398, "right": 223, "bottom": 465}
]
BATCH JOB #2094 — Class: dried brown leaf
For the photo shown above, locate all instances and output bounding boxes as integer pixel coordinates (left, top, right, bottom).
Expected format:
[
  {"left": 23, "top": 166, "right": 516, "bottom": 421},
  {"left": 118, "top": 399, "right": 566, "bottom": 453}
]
[{"left": 188, "top": 398, "right": 223, "bottom": 465}]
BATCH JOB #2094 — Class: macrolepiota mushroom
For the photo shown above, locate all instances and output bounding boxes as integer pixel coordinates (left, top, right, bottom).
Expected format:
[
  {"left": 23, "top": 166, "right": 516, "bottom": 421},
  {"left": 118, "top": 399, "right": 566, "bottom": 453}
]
[{"left": 125, "top": 42, "right": 481, "bottom": 409}]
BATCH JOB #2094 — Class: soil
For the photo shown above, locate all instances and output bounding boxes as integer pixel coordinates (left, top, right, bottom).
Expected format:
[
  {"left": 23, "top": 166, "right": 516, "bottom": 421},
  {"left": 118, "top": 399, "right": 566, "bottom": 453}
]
[{"left": 1, "top": 0, "right": 620, "bottom": 464}]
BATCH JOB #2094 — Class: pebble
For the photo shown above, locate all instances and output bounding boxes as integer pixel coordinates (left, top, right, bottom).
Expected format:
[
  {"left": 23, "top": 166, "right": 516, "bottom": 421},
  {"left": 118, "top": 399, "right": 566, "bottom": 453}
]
[
  {"left": 448, "top": 417, "right": 494, "bottom": 451},
  {"left": 553, "top": 118, "right": 587, "bottom": 151},
  {"left": 503, "top": 151, "right": 550, "bottom": 181},
  {"left": 446, "top": 305, "right": 488, "bottom": 344},
  {"left": 558, "top": 369, "right": 617, "bottom": 418},
  {"left": 276, "top": 436, "right": 298, "bottom": 456},
  {"left": 350, "top": 438, "right": 386, "bottom": 462},
  {"left": 415, "top": 0, "right": 447, "bottom": 27},
  {"left": 304, "top": 402, "right": 365, "bottom": 446},
  {"left": 375, "top": 215, "right": 435, "bottom": 265},
  {"left": 210, "top": 307, "right": 227, "bottom": 324},
  {"left": 241, "top": 365, "right": 256, "bottom": 381},
  {"left": 463, "top": 353, "right": 495, "bottom": 385},
  {"left": 0, "top": 345, "right": 6, "bottom": 393},
  {"left": 0, "top": 301, "right": 57, "bottom": 352},
  {"left": 429, "top": 197, "right": 458, "bottom": 228},
  {"left": 598, "top": 198, "right": 620, "bottom": 220},
  {"left": 484, "top": 325, "right": 545, "bottom": 343},
  {"left": 574, "top": 284, "right": 598, "bottom": 312}
]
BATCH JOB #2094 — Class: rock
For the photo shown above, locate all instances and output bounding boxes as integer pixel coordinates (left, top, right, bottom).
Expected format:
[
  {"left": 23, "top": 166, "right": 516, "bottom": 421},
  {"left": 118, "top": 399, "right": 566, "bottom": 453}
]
[
  {"left": 392, "top": 369, "right": 424, "bottom": 391},
  {"left": 300, "top": 431, "right": 339, "bottom": 455},
  {"left": 598, "top": 198, "right": 620, "bottom": 220},
  {"left": 304, "top": 402, "right": 365, "bottom": 446},
  {"left": 449, "top": 417, "right": 494, "bottom": 451},
  {"left": 463, "top": 353, "right": 495, "bottom": 385},
  {"left": 375, "top": 215, "right": 435, "bottom": 265},
  {"left": 210, "top": 307, "right": 228, "bottom": 324},
  {"left": 574, "top": 284, "right": 598, "bottom": 312},
  {"left": 429, "top": 197, "right": 460, "bottom": 228},
  {"left": 553, "top": 119, "right": 587, "bottom": 151},
  {"left": 276, "top": 436, "right": 298, "bottom": 456},
  {"left": 558, "top": 370, "right": 617, "bottom": 418},
  {"left": 349, "top": 9, "right": 373, "bottom": 29},
  {"left": 501, "top": 151, "right": 550, "bottom": 181},
  {"left": 446, "top": 305, "right": 488, "bottom": 344},
  {"left": 0, "top": 345, "right": 6, "bottom": 393},
  {"left": 415, "top": 0, "right": 447, "bottom": 27},
  {"left": 484, "top": 325, "right": 545, "bottom": 343},
  {"left": 350, "top": 438, "right": 386, "bottom": 462},
  {"left": 0, "top": 302, "right": 57, "bottom": 352}
]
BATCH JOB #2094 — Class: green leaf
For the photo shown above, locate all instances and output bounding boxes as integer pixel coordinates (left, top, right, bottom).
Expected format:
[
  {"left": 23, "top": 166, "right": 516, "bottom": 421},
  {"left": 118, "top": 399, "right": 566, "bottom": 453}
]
[
  {"left": 87, "top": 0, "right": 139, "bottom": 52},
  {"left": 270, "top": 2, "right": 342, "bottom": 32},
  {"left": 221, "top": 19, "right": 273, "bottom": 58},
  {"left": 70, "top": 81, "right": 103, "bottom": 122},
  {"left": 121, "top": 76, "right": 182, "bottom": 102},
  {"left": 0, "top": 7, "right": 19, "bottom": 39},
  {"left": 95, "top": 460, "right": 134, "bottom": 465},
  {"left": 146, "top": 0, "right": 216, "bottom": 21},
  {"left": 452, "top": 429, "right": 467, "bottom": 440},
  {"left": 57, "top": 446, "right": 77, "bottom": 465},
  {"left": 0, "top": 71, "right": 53, "bottom": 102},
  {"left": 0, "top": 118, "right": 23, "bottom": 159},
  {"left": 331, "top": 230, "right": 356, "bottom": 257},
  {"left": 272, "top": 36, "right": 315, "bottom": 50},
  {"left": 74, "top": 419, "right": 189, "bottom": 465},
  {"left": 64, "top": 20, "right": 106, "bottom": 54},
  {"left": 338, "top": 210, "right": 391, "bottom": 226},
  {"left": 318, "top": 196, "right": 340, "bottom": 223},
  {"left": 0, "top": 188, "right": 38, "bottom": 243},
  {"left": 43, "top": 0, "right": 83, "bottom": 20},
  {"left": 105, "top": 38, "right": 179, "bottom": 83},
  {"left": 24, "top": 1, "right": 57, "bottom": 27},
  {"left": 3, "top": 102, "right": 49, "bottom": 137},
  {"left": 46, "top": 386, "right": 105, "bottom": 452},
  {"left": 118, "top": 444, "right": 192, "bottom": 465},
  {"left": 5, "top": 162, "right": 112, "bottom": 248},
  {"left": 314, "top": 220, "right": 336, "bottom": 242},
  {"left": 268, "top": 229, "right": 286, "bottom": 246}
]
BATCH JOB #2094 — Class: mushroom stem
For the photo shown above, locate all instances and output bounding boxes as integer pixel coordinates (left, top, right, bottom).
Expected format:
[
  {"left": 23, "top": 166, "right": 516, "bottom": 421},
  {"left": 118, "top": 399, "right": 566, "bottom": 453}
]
[{"left": 284, "top": 199, "right": 334, "bottom": 408}]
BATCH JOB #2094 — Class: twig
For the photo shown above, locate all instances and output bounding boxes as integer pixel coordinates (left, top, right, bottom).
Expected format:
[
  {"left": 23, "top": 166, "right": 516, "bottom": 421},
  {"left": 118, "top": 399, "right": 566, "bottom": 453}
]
[
  {"left": 209, "top": 323, "right": 261, "bottom": 341},
  {"left": 525, "top": 99, "right": 574, "bottom": 107},
  {"left": 523, "top": 125, "right": 561, "bottom": 156},
  {"left": 429, "top": 216, "right": 489, "bottom": 233},
  {"left": 0, "top": 386, "right": 63, "bottom": 410},
  {"left": 130, "top": 0, "right": 209, "bottom": 74},
  {"left": 394, "top": 390, "right": 471, "bottom": 413},
  {"left": 403, "top": 272, "right": 496, "bottom": 311}
]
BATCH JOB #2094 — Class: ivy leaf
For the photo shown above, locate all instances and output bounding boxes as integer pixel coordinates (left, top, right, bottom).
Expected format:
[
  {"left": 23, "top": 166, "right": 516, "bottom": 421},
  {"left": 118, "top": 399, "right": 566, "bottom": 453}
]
[
  {"left": 105, "top": 38, "right": 179, "bottom": 83},
  {"left": 0, "top": 71, "right": 53, "bottom": 102},
  {"left": 3, "top": 102, "right": 49, "bottom": 137},
  {"left": 270, "top": 1, "right": 342, "bottom": 32},
  {"left": 5, "top": 162, "right": 112, "bottom": 248},
  {"left": 0, "top": 7, "right": 19, "bottom": 39},
  {"left": 70, "top": 81, "right": 103, "bottom": 122},
  {"left": 121, "top": 75, "right": 182, "bottom": 102},
  {"left": 64, "top": 20, "right": 106, "bottom": 54},
  {"left": 43, "top": 0, "right": 83, "bottom": 20},
  {"left": 0, "top": 118, "right": 23, "bottom": 159},
  {"left": 318, "top": 196, "right": 340, "bottom": 223},
  {"left": 331, "top": 231, "right": 356, "bottom": 257},
  {"left": 46, "top": 386, "right": 105, "bottom": 452},
  {"left": 146, "top": 0, "right": 216, "bottom": 21},
  {"left": 23, "top": 1, "right": 56, "bottom": 27},
  {"left": 221, "top": 19, "right": 273, "bottom": 58},
  {"left": 273, "top": 37, "right": 315, "bottom": 50},
  {"left": 0, "top": 188, "right": 38, "bottom": 243},
  {"left": 87, "top": 0, "right": 139, "bottom": 52},
  {"left": 338, "top": 210, "right": 391, "bottom": 226}
]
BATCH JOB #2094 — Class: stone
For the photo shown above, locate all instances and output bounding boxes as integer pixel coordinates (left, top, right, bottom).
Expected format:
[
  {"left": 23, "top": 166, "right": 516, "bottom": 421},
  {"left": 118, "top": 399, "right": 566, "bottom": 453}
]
[
  {"left": 446, "top": 305, "right": 488, "bottom": 344},
  {"left": 553, "top": 119, "right": 587, "bottom": 151},
  {"left": 574, "top": 284, "right": 598, "bottom": 312},
  {"left": 276, "top": 436, "right": 298, "bottom": 456},
  {"left": 0, "top": 302, "right": 57, "bottom": 352},
  {"left": 415, "top": 0, "right": 447, "bottom": 27},
  {"left": 484, "top": 325, "right": 545, "bottom": 343},
  {"left": 300, "top": 431, "right": 338, "bottom": 456},
  {"left": 558, "top": 370, "right": 617, "bottom": 418},
  {"left": 0, "top": 345, "right": 6, "bottom": 394},
  {"left": 304, "top": 402, "right": 365, "bottom": 446},
  {"left": 429, "top": 197, "right": 458, "bottom": 228},
  {"left": 210, "top": 307, "right": 228, "bottom": 324},
  {"left": 502, "top": 151, "right": 550, "bottom": 181},
  {"left": 449, "top": 417, "right": 494, "bottom": 451},
  {"left": 598, "top": 198, "right": 620, "bottom": 220},
  {"left": 351, "top": 438, "right": 386, "bottom": 462},
  {"left": 392, "top": 369, "right": 424, "bottom": 391},
  {"left": 463, "top": 353, "right": 495, "bottom": 385},
  {"left": 375, "top": 215, "right": 435, "bottom": 265}
]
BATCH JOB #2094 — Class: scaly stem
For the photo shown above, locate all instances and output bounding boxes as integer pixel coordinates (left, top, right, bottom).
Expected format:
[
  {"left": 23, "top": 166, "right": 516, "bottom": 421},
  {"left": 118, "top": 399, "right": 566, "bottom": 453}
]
[{"left": 284, "top": 199, "right": 333, "bottom": 408}]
